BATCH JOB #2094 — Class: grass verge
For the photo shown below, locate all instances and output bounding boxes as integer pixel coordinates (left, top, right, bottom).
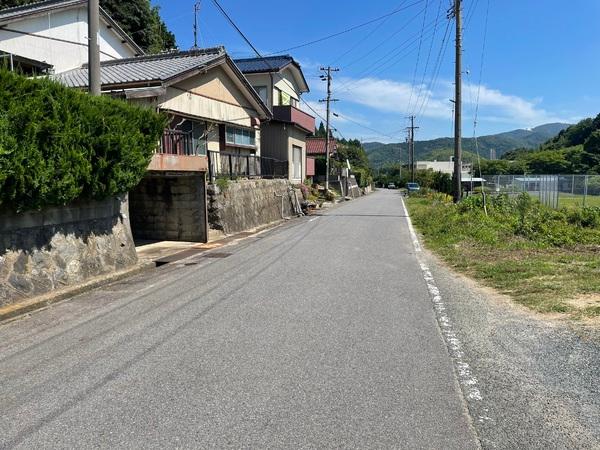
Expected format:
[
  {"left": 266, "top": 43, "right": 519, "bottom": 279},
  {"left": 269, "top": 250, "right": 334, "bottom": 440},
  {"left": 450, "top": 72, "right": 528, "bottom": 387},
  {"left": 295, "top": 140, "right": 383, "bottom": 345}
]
[{"left": 406, "top": 193, "right": 600, "bottom": 319}]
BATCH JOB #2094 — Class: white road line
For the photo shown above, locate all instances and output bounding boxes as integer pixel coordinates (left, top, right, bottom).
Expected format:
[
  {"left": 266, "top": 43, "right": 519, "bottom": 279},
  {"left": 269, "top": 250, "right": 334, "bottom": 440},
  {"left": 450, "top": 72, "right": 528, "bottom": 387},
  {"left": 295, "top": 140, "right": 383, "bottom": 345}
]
[
  {"left": 309, "top": 217, "right": 319, "bottom": 222},
  {"left": 400, "top": 197, "right": 421, "bottom": 252},
  {"left": 402, "top": 197, "right": 488, "bottom": 418}
]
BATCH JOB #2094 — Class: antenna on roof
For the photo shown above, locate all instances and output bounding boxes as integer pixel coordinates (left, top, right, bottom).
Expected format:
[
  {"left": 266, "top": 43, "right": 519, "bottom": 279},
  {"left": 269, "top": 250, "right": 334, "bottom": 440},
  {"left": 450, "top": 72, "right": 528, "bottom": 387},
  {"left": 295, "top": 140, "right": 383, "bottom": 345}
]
[{"left": 193, "top": 1, "right": 202, "bottom": 50}]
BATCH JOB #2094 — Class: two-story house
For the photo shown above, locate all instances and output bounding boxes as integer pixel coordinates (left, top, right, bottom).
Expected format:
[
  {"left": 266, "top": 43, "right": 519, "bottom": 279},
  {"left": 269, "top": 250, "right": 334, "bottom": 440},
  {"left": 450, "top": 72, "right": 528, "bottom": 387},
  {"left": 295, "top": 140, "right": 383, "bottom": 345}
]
[
  {"left": 56, "top": 47, "right": 271, "bottom": 243},
  {"left": 0, "top": 0, "right": 142, "bottom": 74},
  {"left": 234, "top": 55, "right": 315, "bottom": 183}
]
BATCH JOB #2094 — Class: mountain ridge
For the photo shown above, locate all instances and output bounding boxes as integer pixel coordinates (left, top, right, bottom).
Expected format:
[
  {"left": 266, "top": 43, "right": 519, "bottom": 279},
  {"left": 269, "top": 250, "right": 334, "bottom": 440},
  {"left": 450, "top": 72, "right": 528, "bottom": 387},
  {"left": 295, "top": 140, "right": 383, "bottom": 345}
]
[{"left": 365, "top": 123, "right": 570, "bottom": 168}]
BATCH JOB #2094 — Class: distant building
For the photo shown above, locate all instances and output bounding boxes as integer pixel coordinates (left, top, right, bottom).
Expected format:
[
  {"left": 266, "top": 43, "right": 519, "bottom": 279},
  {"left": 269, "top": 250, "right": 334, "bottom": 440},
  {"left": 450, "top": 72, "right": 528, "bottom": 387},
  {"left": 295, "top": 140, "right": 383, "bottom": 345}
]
[{"left": 416, "top": 158, "right": 471, "bottom": 175}]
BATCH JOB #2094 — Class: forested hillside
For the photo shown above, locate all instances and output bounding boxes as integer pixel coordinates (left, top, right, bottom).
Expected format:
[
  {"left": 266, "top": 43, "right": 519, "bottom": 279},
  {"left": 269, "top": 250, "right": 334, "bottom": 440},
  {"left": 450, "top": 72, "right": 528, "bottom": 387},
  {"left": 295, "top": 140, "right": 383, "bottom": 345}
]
[
  {"left": 0, "top": 0, "right": 176, "bottom": 53},
  {"left": 479, "top": 115, "right": 600, "bottom": 174},
  {"left": 365, "top": 123, "right": 569, "bottom": 168}
]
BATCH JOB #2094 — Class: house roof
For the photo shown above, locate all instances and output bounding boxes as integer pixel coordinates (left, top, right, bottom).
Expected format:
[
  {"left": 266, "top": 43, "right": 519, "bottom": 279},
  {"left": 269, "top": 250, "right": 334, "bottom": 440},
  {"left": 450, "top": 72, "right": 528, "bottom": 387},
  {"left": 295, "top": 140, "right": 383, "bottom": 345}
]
[
  {"left": 0, "top": 0, "right": 143, "bottom": 56},
  {"left": 234, "top": 55, "right": 310, "bottom": 93},
  {"left": 234, "top": 55, "right": 296, "bottom": 73},
  {"left": 306, "top": 137, "right": 337, "bottom": 155},
  {"left": 56, "top": 48, "right": 226, "bottom": 88},
  {"left": 55, "top": 47, "right": 272, "bottom": 120}
]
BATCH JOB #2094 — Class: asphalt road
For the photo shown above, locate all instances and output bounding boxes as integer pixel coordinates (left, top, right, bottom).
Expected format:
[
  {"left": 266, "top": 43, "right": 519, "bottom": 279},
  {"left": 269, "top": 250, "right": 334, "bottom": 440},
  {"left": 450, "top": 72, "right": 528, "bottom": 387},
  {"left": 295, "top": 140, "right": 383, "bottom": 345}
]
[
  {"left": 2, "top": 190, "right": 598, "bottom": 449},
  {"left": 0, "top": 190, "right": 478, "bottom": 449}
]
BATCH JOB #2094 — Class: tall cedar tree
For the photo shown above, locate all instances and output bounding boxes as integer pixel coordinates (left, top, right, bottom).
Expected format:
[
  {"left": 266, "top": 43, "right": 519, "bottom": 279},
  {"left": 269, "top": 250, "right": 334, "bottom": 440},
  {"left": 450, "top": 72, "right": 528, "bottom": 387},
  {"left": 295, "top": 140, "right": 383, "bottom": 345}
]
[{"left": 0, "top": 0, "right": 176, "bottom": 53}]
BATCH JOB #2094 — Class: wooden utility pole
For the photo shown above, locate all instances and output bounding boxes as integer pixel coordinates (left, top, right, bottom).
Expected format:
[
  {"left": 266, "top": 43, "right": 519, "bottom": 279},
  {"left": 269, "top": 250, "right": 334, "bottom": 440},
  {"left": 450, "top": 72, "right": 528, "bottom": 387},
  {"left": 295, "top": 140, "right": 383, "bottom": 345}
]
[
  {"left": 319, "top": 66, "right": 339, "bottom": 191},
  {"left": 452, "top": 0, "right": 462, "bottom": 202},
  {"left": 88, "top": 0, "right": 100, "bottom": 96},
  {"left": 406, "top": 115, "right": 419, "bottom": 183}
]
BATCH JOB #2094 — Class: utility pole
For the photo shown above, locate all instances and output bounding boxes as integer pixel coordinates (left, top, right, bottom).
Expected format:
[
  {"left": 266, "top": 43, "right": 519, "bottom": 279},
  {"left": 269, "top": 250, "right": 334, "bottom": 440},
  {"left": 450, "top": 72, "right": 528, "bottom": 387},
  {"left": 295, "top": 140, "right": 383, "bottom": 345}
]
[
  {"left": 406, "top": 115, "right": 419, "bottom": 183},
  {"left": 319, "top": 66, "right": 339, "bottom": 191},
  {"left": 451, "top": 0, "right": 462, "bottom": 202},
  {"left": 88, "top": 0, "right": 101, "bottom": 95},
  {"left": 193, "top": 1, "right": 202, "bottom": 49}
]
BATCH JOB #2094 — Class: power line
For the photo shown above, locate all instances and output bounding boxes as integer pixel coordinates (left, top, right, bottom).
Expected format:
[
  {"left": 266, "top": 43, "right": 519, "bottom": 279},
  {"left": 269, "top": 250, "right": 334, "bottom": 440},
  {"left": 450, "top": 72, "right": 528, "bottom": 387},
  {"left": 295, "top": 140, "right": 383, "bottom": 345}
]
[
  {"left": 411, "top": 0, "right": 443, "bottom": 116},
  {"left": 210, "top": 0, "right": 328, "bottom": 127},
  {"left": 336, "top": 16, "right": 444, "bottom": 94},
  {"left": 268, "top": 0, "right": 426, "bottom": 54},
  {"left": 415, "top": 17, "right": 452, "bottom": 118},
  {"left": 339, "top": 4, "right": 432, "bottom": 73},
  {"left": 333, "top": 112, "right": 396, "bottom": 140},
  {"left": 406, "top": 0, "right": 430, "bottom": 117}
]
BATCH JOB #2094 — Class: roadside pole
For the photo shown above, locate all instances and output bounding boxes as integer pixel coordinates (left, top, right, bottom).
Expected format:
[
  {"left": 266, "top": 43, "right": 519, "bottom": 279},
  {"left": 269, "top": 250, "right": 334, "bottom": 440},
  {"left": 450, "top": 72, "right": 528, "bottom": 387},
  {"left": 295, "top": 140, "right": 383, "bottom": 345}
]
[
  {"left": 452, "top": 0, "right": 462, "bottom": 202},
  {"left": 88, "top": 0, "right": 101, "bottom": 95},
  {"left": 320, "top": 66, "right": 339, "bottom": 192}
]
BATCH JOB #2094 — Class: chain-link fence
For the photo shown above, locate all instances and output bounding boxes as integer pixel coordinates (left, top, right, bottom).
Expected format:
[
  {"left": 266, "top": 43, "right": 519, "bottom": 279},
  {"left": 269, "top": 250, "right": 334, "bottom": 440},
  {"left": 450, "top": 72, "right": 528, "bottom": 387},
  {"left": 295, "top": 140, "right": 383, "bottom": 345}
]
[{"left": 483, "top": 175, "right": 600, "bottom": 209}]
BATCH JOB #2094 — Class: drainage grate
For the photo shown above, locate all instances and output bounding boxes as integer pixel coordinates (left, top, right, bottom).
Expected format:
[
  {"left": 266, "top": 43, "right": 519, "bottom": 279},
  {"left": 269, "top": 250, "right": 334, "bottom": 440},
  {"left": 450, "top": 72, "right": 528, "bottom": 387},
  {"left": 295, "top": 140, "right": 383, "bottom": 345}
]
[{"left": 202, "top": 252, "right": 233, "bottom": 259}]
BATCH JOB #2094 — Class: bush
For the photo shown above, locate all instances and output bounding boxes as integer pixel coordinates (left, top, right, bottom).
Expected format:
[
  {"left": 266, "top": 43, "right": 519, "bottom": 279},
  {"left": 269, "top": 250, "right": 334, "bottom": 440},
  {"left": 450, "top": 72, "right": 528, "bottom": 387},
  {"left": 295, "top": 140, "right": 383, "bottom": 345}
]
[{"left": 0, "top": 70, "right": 166, "bottom": 212}]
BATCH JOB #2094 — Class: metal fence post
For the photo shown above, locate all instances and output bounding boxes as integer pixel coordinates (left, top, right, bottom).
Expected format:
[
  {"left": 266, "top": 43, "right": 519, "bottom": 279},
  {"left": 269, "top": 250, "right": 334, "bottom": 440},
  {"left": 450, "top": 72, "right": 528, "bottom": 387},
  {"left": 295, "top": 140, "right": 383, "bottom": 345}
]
[{"left": 584, "top": 175, "right": 589, "bottom": 207}]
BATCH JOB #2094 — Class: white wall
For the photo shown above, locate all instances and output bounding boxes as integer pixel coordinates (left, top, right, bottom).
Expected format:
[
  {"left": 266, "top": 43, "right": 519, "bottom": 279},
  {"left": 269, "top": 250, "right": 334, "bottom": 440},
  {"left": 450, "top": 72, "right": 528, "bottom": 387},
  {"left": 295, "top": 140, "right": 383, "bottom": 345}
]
[
  {"left": 243, "top": 68, "right": 301, "bottom": 109},
  {"left": 273, "top": 68, "right": 300, "bottom": 106},
  {"left": 0, "top": 6, "right": 136, "bottom": 73}
]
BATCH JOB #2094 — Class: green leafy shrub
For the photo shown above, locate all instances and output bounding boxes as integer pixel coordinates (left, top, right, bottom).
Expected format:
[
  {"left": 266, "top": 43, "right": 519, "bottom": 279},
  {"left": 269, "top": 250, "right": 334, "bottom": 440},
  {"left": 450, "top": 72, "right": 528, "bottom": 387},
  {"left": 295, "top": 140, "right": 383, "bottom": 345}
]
[{"left": 0, "top": 70, "right": 166, "bottom": 212}]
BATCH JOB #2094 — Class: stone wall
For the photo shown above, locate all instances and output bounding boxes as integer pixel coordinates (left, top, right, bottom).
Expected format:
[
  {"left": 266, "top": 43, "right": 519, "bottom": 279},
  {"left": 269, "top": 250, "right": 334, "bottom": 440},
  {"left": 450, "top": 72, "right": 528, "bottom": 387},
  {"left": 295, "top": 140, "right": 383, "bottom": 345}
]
[
  {"left": 129, "top": 172, "right": 208, "bottom": 243},
  {"left": 207, "top": 179, "right": 298, "bottom": 235},
  {"left": 0, "top": 195, "right": 137, "bottom": 307}
]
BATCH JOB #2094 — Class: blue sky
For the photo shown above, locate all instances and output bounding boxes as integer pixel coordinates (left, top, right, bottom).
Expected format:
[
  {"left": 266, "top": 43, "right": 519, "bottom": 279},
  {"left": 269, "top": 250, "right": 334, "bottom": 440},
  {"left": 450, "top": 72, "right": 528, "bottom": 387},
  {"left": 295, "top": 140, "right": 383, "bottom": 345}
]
[{"left": 153, "top": 0, "right": 600, "bottom": 143}]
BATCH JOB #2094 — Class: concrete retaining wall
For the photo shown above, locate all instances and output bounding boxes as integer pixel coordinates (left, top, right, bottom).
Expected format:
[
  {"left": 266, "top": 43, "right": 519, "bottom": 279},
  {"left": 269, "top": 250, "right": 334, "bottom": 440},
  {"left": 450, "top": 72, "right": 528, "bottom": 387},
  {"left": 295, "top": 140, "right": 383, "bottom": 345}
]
[
  {"left": 129, "top": 172, "right": 208, "bottom": 243},
  {"left": 207, "top": 179, "right": 297, "bottom": 235},
  {"left": 0, "top": 195, "right": 137, "bottom": 307}
]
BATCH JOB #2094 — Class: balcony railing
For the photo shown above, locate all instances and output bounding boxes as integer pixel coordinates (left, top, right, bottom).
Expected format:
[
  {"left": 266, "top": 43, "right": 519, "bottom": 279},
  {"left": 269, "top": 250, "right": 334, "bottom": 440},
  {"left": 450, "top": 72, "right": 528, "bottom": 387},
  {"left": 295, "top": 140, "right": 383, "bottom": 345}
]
[
  {"left": 272, "top": 105, "right": 315, "bottom": 133},
  {"left": 208, "top": 150, "right": 288, "bottom": 180},
  {"left": 158, "top": 129, "right": 205, "bottom": 156}
]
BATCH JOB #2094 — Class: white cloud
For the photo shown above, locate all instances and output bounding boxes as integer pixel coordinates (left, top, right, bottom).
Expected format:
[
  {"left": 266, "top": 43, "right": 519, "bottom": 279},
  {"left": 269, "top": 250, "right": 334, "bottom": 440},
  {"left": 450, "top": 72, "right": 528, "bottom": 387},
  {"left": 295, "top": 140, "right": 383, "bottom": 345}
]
[{"left": 325, "top": 76, "right": 568, "bottom": 127}]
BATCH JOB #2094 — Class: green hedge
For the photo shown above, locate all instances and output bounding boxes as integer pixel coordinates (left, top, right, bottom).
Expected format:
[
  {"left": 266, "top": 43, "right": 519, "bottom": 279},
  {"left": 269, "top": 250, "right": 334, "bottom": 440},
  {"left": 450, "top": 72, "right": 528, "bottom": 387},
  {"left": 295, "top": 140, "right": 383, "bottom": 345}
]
[{"left": 0, "top": 70, "right": 167, "bottom": 212}]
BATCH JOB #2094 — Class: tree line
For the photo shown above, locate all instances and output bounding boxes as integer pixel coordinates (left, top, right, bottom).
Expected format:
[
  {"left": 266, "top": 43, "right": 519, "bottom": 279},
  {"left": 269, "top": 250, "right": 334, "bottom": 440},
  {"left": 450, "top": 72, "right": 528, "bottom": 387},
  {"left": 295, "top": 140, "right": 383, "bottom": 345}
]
[{"left": 479, "top": 114, "right": 600, "bottom": 175}]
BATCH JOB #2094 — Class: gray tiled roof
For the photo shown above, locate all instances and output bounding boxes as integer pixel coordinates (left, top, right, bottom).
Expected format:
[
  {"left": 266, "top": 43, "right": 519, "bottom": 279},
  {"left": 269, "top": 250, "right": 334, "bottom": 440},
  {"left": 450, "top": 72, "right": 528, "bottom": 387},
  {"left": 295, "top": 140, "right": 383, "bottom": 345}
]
[
  {"left": 56, "top": 48, "right": 225, "bottom": 88},
  {"left": 234, "top": 55, "right": 295, "bottom": 74}
]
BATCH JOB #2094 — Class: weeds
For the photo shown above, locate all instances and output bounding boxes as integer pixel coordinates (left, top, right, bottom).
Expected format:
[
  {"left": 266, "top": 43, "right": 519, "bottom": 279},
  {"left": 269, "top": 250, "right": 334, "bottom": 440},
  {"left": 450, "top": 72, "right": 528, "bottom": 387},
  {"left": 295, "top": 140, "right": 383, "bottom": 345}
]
[{"left": 407, "top": 194, "right": 600, "bottom": 318}]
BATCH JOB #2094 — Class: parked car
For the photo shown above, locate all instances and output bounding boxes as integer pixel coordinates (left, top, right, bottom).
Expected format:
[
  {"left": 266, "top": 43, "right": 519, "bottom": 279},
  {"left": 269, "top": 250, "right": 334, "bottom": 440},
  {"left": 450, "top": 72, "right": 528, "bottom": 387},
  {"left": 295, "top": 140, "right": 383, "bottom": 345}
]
[
  {"left": 406, "top": 182, "right": 421, "bottom": 193},
  {"left": 387, "top": 183, "right": 396, "bottom": 189}
]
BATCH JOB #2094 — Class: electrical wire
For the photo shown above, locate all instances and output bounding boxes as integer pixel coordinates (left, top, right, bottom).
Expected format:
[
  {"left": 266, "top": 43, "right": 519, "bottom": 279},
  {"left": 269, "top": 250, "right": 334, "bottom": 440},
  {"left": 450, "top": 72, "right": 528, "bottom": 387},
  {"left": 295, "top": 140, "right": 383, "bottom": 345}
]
[
  {"left": 338, "top": 3, "right": 429, "bottom": 71},
  {"left": 330, "top": 0, "right": 412, "bottom": 65},
  {"left": 333, "top": 112, "right": 396, "bottom": 140},
  {"left": 406, "top": 0, "right": 430, "bottom": 116},
  {"left": 336, "top": 16, "right": 443, "bottom": 94},
  {"left": 410, "top": 0, "right": 443, "bottom": 116},
  {"left": 211, "top": 0, "right": 329, "bottom": 127},
  {"left": 472, "top": 0, "right": 490, "bottom": 214},
  {"left": 267, "top": 0, "right": 426, "bottom": 54}
]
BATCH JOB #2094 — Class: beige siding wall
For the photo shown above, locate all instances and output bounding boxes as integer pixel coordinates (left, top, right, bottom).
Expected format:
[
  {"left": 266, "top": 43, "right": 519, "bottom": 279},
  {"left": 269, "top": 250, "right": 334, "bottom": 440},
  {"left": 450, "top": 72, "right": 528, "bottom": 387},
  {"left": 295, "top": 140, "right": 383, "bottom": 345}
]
[
  {"left": 159, "top": 66, "right": 261, "bottom": 129},
  {"left": 288, "top": 127, "right": 307, "bottom": 182},
  {"left": 241, "top": 68, "right": 301, "bottom": 108},
  {"left": 243, "top": 73, "right": 273, "bottom": 109}
]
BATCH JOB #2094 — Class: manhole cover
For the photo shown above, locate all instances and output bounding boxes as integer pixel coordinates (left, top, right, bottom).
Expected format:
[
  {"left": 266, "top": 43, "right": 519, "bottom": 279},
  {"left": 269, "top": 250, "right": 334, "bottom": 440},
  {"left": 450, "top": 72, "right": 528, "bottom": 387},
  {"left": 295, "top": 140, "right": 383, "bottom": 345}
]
[{"left": 203, "top": 252, "right": 233, "bottom": 259}]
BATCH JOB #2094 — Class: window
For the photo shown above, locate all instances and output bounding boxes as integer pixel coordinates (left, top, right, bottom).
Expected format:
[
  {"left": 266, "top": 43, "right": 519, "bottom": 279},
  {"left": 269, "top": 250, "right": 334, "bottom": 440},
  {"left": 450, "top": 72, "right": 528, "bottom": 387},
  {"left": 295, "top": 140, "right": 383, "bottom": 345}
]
[
  {"left": 225, "top": 126, "right": 256, "bottom": 147},
  {"left": 292, "top": 145, "right": 302, "bottom": 180},
  {"left": 253, "top": 85, "right": 268, "bottom": 104},
  {"left": 280, "top": 90, "right": 292, "bottom": 106}
]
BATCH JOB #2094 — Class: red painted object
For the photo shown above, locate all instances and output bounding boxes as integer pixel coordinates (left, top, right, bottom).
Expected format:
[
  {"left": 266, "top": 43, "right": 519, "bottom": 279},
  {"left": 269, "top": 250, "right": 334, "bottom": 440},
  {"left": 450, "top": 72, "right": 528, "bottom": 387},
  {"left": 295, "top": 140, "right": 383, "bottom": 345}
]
[
  {"left": 273, "top": 105, "right": 315, "bottom": 133},
  {"left": 306, "top": 157, "right": 316, "bottom": 176}
]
